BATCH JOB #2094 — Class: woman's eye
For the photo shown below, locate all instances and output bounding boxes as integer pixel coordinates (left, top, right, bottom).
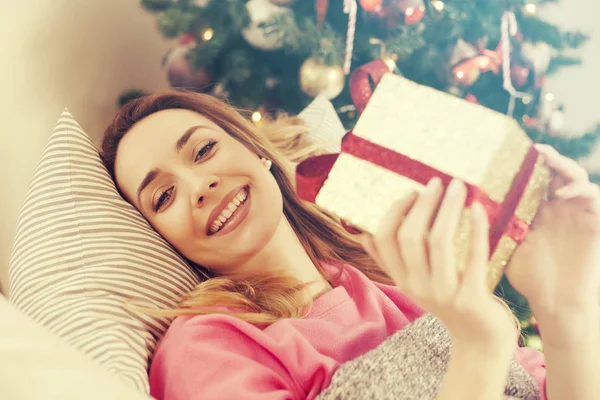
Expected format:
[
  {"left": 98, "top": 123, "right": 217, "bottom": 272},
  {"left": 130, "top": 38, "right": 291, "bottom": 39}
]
[
  {"left": 194, "top": 140, "right": 217, "bottom": 162},
  {"left": 154, "top": 187, "right": 173, "bottom": 212}
]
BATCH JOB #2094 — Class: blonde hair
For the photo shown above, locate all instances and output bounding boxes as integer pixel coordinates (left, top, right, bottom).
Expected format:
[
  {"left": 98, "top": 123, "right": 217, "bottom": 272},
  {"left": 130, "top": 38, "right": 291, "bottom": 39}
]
[{"left": 102, "top": 90, "right": 520, "bottom": 334}]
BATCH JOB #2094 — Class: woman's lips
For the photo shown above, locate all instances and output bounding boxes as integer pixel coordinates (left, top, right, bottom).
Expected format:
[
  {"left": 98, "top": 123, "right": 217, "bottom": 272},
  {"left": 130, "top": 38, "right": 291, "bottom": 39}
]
[{"left": 207, "top": 186, "right": 251, "bottom": 237}]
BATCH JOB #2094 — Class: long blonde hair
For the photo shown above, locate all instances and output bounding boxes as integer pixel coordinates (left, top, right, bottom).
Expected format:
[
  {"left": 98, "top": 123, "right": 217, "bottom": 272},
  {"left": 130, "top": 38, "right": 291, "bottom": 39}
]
[{"left": 101, "top": 90, "right": 392, "bottom": 326}]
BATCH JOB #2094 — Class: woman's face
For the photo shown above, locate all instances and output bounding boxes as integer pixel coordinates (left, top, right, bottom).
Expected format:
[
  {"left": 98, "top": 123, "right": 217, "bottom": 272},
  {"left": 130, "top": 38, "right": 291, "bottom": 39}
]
[{"left": 114, "top": 109, "right": 283, "bottom": 274}]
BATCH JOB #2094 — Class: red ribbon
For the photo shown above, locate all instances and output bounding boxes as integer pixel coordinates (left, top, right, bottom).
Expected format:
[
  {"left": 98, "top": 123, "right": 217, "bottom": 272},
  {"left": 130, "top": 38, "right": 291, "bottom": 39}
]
[
  {"left": 296, "top": 132, "right": 537, "bottom": 252},
  {"left": 296, "top": 60, "right": 537, "bottom": 254}
]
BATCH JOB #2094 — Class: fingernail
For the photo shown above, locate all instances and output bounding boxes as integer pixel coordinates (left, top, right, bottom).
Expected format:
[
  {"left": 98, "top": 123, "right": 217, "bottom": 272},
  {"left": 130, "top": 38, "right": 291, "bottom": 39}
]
[
  {"left": 446, "top": 178, "right": 463, "bottom": 197},
  {"left": 426, "top": 177, "right": 441, "bottom": 192},
  {"left": 555, "top": 186, "right": 572, "bottom": 198}
]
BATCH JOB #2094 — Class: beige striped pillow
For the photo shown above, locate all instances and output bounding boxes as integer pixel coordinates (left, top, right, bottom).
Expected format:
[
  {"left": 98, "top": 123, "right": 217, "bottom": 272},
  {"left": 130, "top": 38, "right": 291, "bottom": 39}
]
[{"left": 8, "top": 110, "right": 202, "bottom": 394}]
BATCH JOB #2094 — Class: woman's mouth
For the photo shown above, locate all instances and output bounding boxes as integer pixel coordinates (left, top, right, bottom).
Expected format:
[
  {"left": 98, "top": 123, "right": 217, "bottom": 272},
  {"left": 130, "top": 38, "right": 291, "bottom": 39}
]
[{"left": 207, "top": 186, "right": 250, "bottom": 236}]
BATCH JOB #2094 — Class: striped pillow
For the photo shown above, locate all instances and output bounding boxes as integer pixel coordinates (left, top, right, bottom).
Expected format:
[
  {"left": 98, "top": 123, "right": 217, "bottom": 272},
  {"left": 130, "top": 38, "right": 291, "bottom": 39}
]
[
  {"left": 8, "top": 110, "right": 201, "bottom": 394},
  {"left": 8, "top": 99, "right": 344, "bottom": 394}
]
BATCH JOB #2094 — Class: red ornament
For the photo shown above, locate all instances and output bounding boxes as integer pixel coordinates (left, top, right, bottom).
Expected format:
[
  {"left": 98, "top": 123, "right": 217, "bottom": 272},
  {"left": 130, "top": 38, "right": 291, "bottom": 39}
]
[
  {"left": 360, "top": 0, "right": 383, "bottom": 12},
  {"left": 162, "top": 39, "right": 212, "bottom": 90},
  {"left": 397, "top": 0, "right": 425, "bottom": 24},
  {"left": 451, "top": 63, "right": 481, "bottom": 86},
  {"left": 464, "top": 94, "right": 478, "bottom": 104},
  {"left": 316, "top": 0, "right": 329, "bottom": 29},
  {"left": 511, "top": 64, "right": 530, "bottom": 88}
]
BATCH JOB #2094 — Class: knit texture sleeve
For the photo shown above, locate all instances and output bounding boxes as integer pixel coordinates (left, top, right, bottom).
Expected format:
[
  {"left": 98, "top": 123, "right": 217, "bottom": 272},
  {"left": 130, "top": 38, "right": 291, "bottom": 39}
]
[
  {"left": 149, "top": 317, "right": 303, "bottom": 400},
  {"left": 514, "top": 346, "right": 546, "bottom": 400},
  {"left": 316, "top": 314, "right": 543, "bottom": 400}
]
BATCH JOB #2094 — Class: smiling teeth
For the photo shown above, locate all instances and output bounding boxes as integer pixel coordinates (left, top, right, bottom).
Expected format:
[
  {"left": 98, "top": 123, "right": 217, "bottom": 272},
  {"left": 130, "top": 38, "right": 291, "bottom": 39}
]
[{"left": 209, "top": 188, "right": 248, "bottom": 234}]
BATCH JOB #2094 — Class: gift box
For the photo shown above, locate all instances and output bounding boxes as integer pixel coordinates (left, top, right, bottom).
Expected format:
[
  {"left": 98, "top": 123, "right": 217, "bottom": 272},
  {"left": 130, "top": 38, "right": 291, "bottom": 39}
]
[{"left": 296, "top": 62, "right": 552, "bottom": 291}]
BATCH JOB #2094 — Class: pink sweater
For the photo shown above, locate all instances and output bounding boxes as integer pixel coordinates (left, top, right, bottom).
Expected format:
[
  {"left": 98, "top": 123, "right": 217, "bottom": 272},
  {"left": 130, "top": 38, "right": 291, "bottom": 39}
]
[{"left": 149, "top": 263, "right": 546, "bottom": 399}]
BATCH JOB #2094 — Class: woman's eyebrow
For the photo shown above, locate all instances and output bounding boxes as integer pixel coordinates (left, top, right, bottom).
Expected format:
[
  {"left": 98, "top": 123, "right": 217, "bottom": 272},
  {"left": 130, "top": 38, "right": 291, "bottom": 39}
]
[
  {"left": 175, "top": 125, "right": 205, "bottom": 153},
  {"left": 136, "top": 124, "right": 208, "bottom": 204}
]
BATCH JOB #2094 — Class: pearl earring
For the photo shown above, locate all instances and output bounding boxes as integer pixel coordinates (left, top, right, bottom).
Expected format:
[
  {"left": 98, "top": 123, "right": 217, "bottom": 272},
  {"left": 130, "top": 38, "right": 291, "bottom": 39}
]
[{"left": 263, "top": 158, "right": 272, "bottom": 170}]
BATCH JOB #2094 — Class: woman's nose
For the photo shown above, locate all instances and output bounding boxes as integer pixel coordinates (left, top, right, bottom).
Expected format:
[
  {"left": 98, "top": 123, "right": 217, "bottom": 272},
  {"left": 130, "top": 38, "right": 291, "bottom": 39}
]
[{"left": 190, "top": 176, "right": 220, "bottom": 207}]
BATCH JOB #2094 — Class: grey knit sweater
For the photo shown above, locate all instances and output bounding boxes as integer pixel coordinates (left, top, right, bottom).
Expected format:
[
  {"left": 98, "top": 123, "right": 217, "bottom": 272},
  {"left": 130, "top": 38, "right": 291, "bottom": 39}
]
[{"left": 316, "top": 314, "right": 541, "bottom": 400}]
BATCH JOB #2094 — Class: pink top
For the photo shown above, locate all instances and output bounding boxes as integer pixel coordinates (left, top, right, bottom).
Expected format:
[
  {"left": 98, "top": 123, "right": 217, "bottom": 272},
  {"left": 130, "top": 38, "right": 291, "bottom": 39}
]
[{"left": 149, "top": 263, "right": 546, "bottom": 399}]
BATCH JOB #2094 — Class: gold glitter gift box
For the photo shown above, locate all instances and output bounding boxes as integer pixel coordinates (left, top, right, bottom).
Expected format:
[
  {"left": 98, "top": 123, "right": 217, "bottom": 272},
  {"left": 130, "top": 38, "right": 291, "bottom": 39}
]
[{"left": 300, "top": 73, "right": 552, "bottom": 291}]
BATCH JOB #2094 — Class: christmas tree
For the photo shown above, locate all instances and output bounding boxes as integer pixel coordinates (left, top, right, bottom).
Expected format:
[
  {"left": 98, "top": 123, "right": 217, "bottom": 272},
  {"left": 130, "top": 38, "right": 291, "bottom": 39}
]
[{"left": 130, "top": 0, "right": 600, "bottom": 349}]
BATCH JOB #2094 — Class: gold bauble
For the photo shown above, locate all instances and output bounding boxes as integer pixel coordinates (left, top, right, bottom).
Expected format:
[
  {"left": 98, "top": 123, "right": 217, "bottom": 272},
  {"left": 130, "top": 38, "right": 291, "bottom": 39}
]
[
  {"left": 299, "top": 57, "right": 345, "bottom": 100},
  {"left": 269, "top": 0, "right": 296, "bottom": 5}
]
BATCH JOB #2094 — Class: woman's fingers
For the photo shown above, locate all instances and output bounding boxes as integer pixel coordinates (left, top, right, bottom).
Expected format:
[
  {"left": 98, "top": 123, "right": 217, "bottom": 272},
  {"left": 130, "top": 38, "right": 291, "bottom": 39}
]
[
  {"left": 536, "top": 144, "right": 600, "bottom": 213},
  {"left": 428, "top": 179, "right": 467, "bottom": 297},
  {"left": 372, "top": 191, "right": 418, "bottom": 284},
  {"left": 535, "top": 144, "right": 588, "bottom": 184},
  {"left": 461, "top": 201, "right": 490, "bottom": 294},
  {"left": 398, "top": 177, "right": 444, "bottom": 295}
]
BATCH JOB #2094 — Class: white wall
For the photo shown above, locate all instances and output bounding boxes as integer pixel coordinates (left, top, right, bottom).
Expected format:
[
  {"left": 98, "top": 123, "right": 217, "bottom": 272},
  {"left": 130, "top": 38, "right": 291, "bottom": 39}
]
[
  {"left": 0, "top": 0, "right": 597, "bottom": 295},
  {"left": 0, "top": 0, "right": 172, "bottom": 295}
]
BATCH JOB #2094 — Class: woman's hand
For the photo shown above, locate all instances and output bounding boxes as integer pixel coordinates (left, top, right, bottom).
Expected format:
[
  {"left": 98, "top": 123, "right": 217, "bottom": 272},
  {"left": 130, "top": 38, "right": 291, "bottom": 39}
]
[
  {"left": 361, "top": 177, "right": 517, "bottom": 349},
  {"left": 505, "top": 144, "right": 600, "bottom": 319}
]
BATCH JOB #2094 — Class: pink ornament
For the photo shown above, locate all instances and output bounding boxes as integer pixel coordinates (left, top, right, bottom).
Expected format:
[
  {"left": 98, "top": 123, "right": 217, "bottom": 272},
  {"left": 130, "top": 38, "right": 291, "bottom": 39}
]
[
  {"left": 397, "top": 0, "right": 425, "bottom": 24},
  {"left": 359, "top": 0, "right": 383, "bottom": 12}
]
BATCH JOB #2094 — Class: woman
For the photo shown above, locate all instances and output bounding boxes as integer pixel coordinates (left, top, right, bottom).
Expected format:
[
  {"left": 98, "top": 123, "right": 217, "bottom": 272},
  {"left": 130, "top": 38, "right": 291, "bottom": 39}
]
[{"left": 101, "top": 90, "right": 600, "bottom": 400}]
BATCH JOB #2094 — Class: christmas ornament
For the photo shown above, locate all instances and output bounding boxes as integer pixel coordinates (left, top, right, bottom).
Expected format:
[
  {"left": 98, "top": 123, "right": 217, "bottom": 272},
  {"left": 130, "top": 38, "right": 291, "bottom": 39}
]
[
  {"left": 396, "top": 0, "right": 425, "bottom": 24},
  {"left": 162, "top": 35, "right": 212, "bottom": 90},
  {"left": 464, "top": 94, "right": 478, "bottom": 104},
  {"left": 359, "top": 0, "right": 383, "bottom": 12},
  {"left": 299, "top": 57, "right": 345, "bottom": 99},
  {"left": 448, "top": 38, "right": 503, "bottom": 87},
  {"left": 270, "top": 0, "right": 296, "bottom": 5},
  {"left": 449, "top": 39, "right": 481, "bottom": 86},
  {"left": 511, "top": 64, "right": 531, "bottom": 88},
  {"left": 521, "top": 41, "right": 553, "bottom": 75},
  {"left": 499, "top": 11, "right": 528, "bottom": 117},
  {"left": 242, "top": 0, "right": 289, "bottom": 51},
  {"left": 316, "top": 0, "right": 329, "bottom": 29},
  {"left": 343, "top": 0, "right": 358, "bottom": 74}
]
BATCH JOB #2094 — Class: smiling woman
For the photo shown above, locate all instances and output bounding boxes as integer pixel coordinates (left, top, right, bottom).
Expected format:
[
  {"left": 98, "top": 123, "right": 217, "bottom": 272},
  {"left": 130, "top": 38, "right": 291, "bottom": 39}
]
[{"left": 99, "top": 90, "right": 556, "bottom": 400}]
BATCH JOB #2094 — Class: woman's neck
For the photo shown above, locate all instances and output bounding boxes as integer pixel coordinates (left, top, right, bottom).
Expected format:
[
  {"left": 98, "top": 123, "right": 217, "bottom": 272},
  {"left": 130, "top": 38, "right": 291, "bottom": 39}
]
[{"left": 240, "top": 216, "right": 333, "bottom": 299}]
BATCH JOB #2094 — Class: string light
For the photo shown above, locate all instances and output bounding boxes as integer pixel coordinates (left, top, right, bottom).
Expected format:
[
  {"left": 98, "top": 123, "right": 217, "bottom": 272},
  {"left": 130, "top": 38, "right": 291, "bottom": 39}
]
[
  {"left": 545, "top": 92, "right": 555, "bottom": 102},
  {"left": 522, "top": 95, "right": 532, "bottom": 104},
  {"left": 432, "top": 0, "right": 445, "bottom": 11},
  {"left": 202, "top": 28, "right": 214, "bottom": 41},
  {"left": 369, "top": 38, "right": 397, "bottom": 71},
  {"left": 522, "top": 115, "right": 530, "bottom": 122},
  {"left": 523, "top": 3, "right": 537, "bottom": 15},
  {"left": 456, "top": 70, "right": 465, "bottom": 79},
  {"left": 384, "top": 57, "right": 397, "bottom": 71},
  {"left": 252, "top": 111, "right": 262, "bottom": 123}
]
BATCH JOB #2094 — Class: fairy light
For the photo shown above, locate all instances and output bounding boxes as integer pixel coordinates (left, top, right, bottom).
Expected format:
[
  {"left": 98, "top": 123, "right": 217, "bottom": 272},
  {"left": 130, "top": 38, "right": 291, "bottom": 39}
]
[
  {"left": 522, "top": 95, "right": 532, "bottom": 104},
  {"left": 252, "top": 111, "right": 262, "bottom": 123},
  {"left": 432, "top": 0, "right": 445, "bottom": 11},
  {"left": 202, "top": 28, "right": 214, "bottom": 41},
  {"left": 524, "top": 3, "right": 537, "bottom": 15},
  {"left": 545, "top": 92, "right": 555, "bottom": 102},
  {"left": 369, "top": 38, "right": 397, "bottom": 71},
  {"left": 456, "top": 70, "right": 465, "bottom": 79},
  {"left": 384, "top": 57, "right": 397, "bottom": 71}
]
